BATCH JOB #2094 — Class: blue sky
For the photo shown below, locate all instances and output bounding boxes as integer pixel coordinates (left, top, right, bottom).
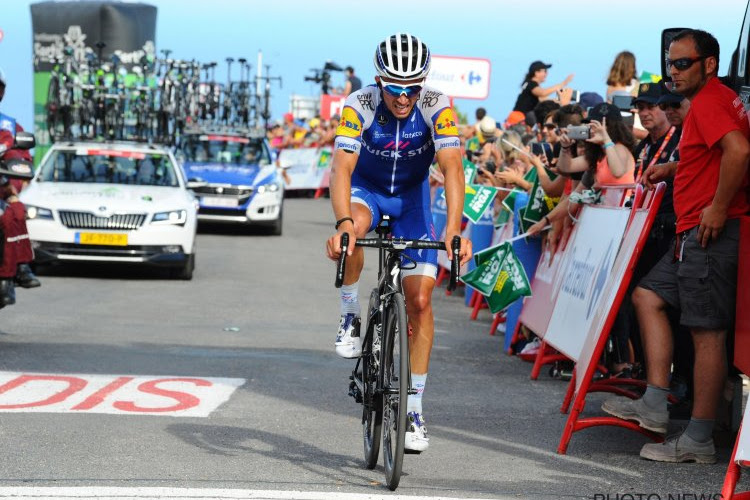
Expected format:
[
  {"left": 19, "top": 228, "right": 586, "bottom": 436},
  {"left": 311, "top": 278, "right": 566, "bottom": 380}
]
[{"left": 1, "top": 0, "right": 748, "bottom": 129}]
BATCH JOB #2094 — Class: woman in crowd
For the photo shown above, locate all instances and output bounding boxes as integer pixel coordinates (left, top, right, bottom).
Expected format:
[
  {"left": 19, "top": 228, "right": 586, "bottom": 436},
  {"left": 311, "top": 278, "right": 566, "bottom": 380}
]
[
  {"left": 513, "top": 61, "right": 574, "bottom": 115},
  {"left": 605, "top": 51, "right": 638, "bottom": 102},
  {"left": 555, "top": 102, "right": 635, "bottom": 186}
]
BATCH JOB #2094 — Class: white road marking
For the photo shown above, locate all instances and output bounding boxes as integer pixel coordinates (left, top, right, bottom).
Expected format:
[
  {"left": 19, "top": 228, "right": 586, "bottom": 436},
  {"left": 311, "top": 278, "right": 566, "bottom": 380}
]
[{"left": 0, "top": 488, "right": 516, "bottom": 499}]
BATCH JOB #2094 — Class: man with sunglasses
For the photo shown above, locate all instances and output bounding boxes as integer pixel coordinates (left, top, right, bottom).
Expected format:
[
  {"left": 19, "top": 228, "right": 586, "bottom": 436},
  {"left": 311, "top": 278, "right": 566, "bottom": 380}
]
[
  {"left": 604, "top": 29, "right": 750, "bottom": 464},
  {"left": 325, "top": 33, "right": 472, "bottom": 453}
]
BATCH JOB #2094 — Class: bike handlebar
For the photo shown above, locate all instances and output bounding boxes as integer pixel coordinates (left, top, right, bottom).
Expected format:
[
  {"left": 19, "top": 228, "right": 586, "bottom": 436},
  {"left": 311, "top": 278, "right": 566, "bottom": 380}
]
[{"left": 334, "top": 234, "right": 461, "bottom": 292}]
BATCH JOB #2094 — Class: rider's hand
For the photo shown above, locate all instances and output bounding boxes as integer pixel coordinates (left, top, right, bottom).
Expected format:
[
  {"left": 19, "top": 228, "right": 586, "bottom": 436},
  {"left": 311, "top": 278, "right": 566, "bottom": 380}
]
[
  {"left": 446, "top": 230, "right": 472, "bottom": 266},
  {"left": 326, "top": 221, "right": 356, "bottom": 261}
]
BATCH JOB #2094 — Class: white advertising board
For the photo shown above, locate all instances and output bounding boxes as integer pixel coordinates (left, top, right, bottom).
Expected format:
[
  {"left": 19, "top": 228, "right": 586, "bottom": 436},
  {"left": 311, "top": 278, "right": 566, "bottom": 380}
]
[
  {"left": 278, "top": 147, "right": 329, "bottom": 191},
  {"left": 738, "top": 394, "right": 750, "bottom": 463},
  {"left": 543, "top": 206, "right": 630, "bottom": 361},
  {"left": 426, "top": 55, "right": 491, "bottom": 100}
]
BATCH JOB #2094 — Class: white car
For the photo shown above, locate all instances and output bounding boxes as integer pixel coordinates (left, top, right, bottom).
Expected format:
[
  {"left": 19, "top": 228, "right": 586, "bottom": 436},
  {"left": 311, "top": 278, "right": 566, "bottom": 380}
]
[{"left": 20, "top": 141, "right": 198, "bottom": 280}]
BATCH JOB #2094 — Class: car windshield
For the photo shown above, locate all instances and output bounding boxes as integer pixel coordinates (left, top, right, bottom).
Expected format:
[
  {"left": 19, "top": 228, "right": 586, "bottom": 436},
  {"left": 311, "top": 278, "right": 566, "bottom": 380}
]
[
  {"left": 39, "top": 148, "right": 179, "bottom": 187},
  {"left": 179, "top": 135, "right": 271, "bottom": 165}
]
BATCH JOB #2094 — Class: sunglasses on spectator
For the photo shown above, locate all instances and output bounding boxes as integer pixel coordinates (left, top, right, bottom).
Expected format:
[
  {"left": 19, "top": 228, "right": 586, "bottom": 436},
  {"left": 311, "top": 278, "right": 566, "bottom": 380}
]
[
  {"left": 665, "top": 56, "right": 705, "bottom": 71},
  {"left": 380, "top": 82, "right": 423, "bottom": 98},
  {"left": 543, "top": 123, "right": 558, "bottom": 130},
  {"left": 658, "top": 102, "right": 682, "bottom": 110}
]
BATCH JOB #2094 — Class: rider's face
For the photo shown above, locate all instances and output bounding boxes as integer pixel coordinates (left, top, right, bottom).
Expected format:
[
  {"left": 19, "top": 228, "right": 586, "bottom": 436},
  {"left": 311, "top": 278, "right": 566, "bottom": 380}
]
[{"left": 377, "top": 77, "right": 423, "bottom": 120}]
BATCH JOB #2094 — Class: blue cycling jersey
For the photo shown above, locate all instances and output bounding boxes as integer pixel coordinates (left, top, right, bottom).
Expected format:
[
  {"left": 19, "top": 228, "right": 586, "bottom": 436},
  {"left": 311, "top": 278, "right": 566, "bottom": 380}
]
[
  {"left": 334, "top": 84, "right": 460, "bottom": 196},
  {"left": 333, "top": 85, "right": 460, "bottom": 278}
]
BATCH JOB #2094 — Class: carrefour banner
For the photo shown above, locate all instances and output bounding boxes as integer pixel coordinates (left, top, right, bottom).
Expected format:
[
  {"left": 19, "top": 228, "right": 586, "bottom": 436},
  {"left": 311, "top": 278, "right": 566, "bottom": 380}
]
[{"left": 30, "top": 1, "right": 157, "bottom": 159}]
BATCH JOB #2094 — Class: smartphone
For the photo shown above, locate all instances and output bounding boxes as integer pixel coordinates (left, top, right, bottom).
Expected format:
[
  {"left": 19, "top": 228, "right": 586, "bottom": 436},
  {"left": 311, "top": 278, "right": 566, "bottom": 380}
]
[
  {"left": 612, "top": 94, "right": 634, "bottom": 111},
  {"left": 569, "top": 90, "right": 580, "bottom": 103},
  {"left": 566, "top": 125, "right": 590, "bottom": 141}
]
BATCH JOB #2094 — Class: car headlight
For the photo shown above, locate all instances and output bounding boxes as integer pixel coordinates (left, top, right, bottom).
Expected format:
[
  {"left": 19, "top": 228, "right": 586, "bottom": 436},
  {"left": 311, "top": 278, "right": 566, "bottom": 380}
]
[
  {"left": 151, "top": 210, "right": 187, "bottom": 226},
  {"left": 256, "top": 183, "right": 280, "bottom": 194},
  {"left": 26, "top": 205, "right": 54, "bottom": 220}
]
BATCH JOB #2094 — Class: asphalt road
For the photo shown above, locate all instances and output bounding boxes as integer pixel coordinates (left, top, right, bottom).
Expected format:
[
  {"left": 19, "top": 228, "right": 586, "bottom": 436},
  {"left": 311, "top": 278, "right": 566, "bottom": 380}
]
[{"left": 0, "top": 197, "right": 743, "bottom": 499}]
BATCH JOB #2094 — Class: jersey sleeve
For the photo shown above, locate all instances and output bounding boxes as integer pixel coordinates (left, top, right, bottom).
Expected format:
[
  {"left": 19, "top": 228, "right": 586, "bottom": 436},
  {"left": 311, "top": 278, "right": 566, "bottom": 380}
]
[
  {"left": 334, "top": 88, "right": 375, "bottom": 155},
  {"left": 422, "top": 90, "right": 460, "bottom": 152}
]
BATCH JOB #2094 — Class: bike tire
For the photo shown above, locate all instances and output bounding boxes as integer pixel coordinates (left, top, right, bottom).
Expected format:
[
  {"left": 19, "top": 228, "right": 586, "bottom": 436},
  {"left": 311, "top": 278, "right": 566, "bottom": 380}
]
[
  {"left": 382, "top": 291, "right": 408, "bottom": 491},
  {"left": 362, "top": 289, "right": 382, "bottom": 469}
]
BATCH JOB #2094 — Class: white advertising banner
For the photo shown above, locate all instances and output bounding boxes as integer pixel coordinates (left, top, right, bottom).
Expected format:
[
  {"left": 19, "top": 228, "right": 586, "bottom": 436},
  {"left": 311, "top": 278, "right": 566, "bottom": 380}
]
[
  {"left": 426, "top": 55, "right": 491, "bottom": 100},
  {"left": 738, "top": 395, "right": 750, "bottom": 463},
  {"left": 278, "top": 147, "right": 330, "bottom": 191},
  {"left": 574, "top": 210, "right": 647, "bottom": 391},
  {"left": 543, "top": 206, "right": 630, "bottom": 362}
]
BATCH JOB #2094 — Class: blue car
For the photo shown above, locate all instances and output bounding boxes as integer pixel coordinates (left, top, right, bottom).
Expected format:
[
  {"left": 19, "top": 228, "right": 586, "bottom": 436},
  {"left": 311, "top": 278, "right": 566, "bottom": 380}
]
[{"left": 177, "top": 129, "right": 285, "bottom": 235}]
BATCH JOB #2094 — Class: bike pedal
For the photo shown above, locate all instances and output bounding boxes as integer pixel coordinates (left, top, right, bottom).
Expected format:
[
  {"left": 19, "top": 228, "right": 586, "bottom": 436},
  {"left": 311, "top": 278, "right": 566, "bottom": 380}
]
[
  {"left": 404, "top": 449, "right": 422, "bottom": 455},
  {"left": 348, "top": 380, "right": 362, "bottom": 403}
]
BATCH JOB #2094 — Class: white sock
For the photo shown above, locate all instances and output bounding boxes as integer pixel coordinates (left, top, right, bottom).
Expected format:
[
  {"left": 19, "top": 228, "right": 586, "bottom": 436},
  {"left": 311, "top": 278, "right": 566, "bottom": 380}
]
[
  {"left": 407, "top": 373, "right": 427, "bottom": 414},
  {"left": 340, "top": 281, "right": 360, "bottom": 316}
]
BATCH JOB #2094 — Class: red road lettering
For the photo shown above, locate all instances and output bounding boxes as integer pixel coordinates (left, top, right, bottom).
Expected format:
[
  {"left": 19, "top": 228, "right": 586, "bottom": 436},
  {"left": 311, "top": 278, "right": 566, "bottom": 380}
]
[
  {"left": 0, "top": 375, "right": 87, "bottom": 409},
  {"left": 72, "top": 376, "right": 134, "bottom": 411},
  {"left": 113, "top": 378, "right": 212, "bottom": 413}
]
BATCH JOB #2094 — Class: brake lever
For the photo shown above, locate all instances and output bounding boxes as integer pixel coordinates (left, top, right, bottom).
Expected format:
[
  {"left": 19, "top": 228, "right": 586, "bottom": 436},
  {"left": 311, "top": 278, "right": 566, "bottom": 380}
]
[
  {"left": 335, "top": 232, "right": 349, "bottom": 288},
  {"left": 447, "top": 235, "right": 461, "bottom": 292}
]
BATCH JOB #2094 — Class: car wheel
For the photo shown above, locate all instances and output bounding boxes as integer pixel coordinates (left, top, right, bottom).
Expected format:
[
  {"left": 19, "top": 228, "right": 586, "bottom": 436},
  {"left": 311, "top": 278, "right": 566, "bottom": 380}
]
[
  {"left": 269, "top": 205, "right": 283, "bottom": 236},
  {"left": 171, "top": 253, "right": 195, "bottom": 280}
]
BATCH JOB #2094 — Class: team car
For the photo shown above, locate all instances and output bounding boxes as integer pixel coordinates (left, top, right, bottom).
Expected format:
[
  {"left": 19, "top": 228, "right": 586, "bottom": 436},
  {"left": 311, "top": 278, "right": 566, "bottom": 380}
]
[
  {"left": 176, "top": 128, "right": 284, "bottom": 235},
  {"left": 19, "top": 141, "right": 198, "bottom": 279}
]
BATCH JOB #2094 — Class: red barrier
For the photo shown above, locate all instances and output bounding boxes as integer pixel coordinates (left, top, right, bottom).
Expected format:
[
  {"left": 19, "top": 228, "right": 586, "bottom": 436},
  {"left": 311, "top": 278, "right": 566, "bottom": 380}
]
[
  {"left": 557, "top": 183, "right": 666, "bottom": 454},
  {"left": 720, "top": 216, "right": 750, "bottom": 500}
]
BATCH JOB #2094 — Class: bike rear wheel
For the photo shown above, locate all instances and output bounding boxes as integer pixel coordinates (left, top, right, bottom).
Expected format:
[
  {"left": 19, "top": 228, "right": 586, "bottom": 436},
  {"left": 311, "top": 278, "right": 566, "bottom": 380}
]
[
  {"left": 382, "top": 292, "right": 408, "bottom": 491},
  {"left": 362, "top": 289, "right": 382, "bottom": 469}
]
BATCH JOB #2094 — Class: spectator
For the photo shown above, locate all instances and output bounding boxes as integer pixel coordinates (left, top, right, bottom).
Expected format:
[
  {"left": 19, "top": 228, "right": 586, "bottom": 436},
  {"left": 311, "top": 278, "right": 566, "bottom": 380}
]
[
  {"left": 467, "top": 116, "right": 502, "bottom": 171},
  {"left": 504, "top": 110, "right": 526, "bottom": 130},
  {"left": 531, "top": 100, "right": 561, "bottom": 133},
  {"left": 604, "top": 29, "right": 750, "bottom": 464},
  {"left": 579, "top": 92, "right": 604, "bottom": 116},
  {"left": 658, "top": 88, "right": 690, "bottom": 128},
  {"left": 513, "top": 61, "right": 574, "bottom": 115},
  {"left": 343, "top": 66, "right": 361, "bottom": 95},
  {"left": 556, "top": 102, "right": 635, "bottom": 186},
  {"left": 606, "top": 51, "right": 638, "bottom": 102}
]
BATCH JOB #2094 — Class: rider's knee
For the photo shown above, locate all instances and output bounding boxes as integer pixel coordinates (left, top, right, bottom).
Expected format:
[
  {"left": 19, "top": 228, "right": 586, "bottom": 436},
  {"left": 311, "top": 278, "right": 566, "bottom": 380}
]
[{"left": 406, "top": 291, "right": 432, "bottom": 316}]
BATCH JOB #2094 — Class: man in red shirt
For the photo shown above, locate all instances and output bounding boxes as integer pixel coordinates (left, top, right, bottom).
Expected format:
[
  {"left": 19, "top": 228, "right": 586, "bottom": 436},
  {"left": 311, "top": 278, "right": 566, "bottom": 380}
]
[{"left": 601, "top": 29, "right": 750, "bottom": 463}]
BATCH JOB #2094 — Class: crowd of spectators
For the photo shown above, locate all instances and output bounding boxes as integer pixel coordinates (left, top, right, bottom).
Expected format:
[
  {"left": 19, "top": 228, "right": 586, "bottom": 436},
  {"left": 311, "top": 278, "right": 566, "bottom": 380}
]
[{"left": 425, "top": 29, "right": 747, "bottom": 465}]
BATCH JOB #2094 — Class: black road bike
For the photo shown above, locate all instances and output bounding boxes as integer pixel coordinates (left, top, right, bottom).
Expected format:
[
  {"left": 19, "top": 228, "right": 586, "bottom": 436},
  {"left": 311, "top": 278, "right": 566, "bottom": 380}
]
[{"left": 335, "top": 215, "right": 460, "bottom": 491}]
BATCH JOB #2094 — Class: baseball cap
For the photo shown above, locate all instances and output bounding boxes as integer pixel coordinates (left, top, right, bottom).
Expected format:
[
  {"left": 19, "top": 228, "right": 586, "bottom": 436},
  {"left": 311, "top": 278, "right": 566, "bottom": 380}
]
[
  {"left": 529, "top": 61, "right": 552, "bottom": 73},
  {"left": 478, "top": 116, "right": 497, "bottom": 139},
  {"left": 579, "top": 92, "right": 604, "bottom": 111},
  {"left": 504, "top": 110, "right": 525, "bottom": 128},
  {"left": 632, "top": 82, "right": 663, "bottom": 105},
  {"left": 585, "top": 102, "right": 622, "bottom": 123}
]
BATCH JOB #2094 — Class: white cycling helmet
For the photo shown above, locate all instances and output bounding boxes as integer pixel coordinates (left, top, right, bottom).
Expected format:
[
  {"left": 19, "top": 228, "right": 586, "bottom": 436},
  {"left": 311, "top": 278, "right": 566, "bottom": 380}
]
[
  {"left": 373, "top": 33, "right": 431, "bottom": 82},
  {"left": 0, "top": 67, "right": 6, "bottom": 87}
]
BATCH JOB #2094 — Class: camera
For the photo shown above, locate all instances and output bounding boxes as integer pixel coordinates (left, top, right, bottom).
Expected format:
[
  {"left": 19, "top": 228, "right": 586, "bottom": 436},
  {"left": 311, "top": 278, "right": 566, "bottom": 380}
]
[
  {"left": 304, "top": 61, "right": 343, "bottom": 94},
  {"left": 566, "top": 125, "right": 590, "bottom": 141},
  {"left": 484, "top": 161, "right": 497, "bottom": 174}
]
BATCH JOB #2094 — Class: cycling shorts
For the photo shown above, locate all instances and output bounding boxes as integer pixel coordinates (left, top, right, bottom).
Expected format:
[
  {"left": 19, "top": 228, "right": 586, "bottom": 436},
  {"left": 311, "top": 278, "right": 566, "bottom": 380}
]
[{"left": 351, "top": 177, "right": 437, "bottom": 279}]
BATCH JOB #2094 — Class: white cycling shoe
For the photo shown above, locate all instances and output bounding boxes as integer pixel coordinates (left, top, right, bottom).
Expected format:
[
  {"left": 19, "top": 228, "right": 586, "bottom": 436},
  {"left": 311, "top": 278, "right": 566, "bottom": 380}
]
[
  {"left": 405, "top": 411, "right": 429, "bottom": 452},
  {"left": 335, "top": 314, "right": 362, "bottom": 358}
]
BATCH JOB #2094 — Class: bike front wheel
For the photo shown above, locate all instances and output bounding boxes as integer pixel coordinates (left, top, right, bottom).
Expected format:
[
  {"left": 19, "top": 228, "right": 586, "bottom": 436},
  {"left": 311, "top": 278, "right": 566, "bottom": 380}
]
[
  {"left": 382, "top": 291, "right": 408, "bottom": 491},
  {"left": 362, "top": 289, "right": 382, "bottom": 469}
]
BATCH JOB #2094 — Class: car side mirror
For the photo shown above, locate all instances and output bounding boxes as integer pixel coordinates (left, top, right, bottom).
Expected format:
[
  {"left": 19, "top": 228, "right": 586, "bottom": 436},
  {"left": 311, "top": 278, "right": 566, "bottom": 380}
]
[
  {"left": 0, "top": 159, "right": 34, "bottom": 180},
  {"left": 13, "top": 132, "right": 36, "bottom": 150}
]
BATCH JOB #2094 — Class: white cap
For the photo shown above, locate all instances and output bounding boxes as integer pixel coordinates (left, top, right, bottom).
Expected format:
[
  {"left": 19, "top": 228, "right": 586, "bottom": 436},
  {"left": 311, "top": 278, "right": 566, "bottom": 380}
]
[{"left": 478, "top": 116, "right": 497, "bottom": 138}]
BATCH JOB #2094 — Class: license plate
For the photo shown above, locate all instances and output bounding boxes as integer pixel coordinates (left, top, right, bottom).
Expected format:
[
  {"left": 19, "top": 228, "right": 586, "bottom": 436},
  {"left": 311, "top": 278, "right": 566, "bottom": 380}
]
[
  {"left": 76, "top": 232, "right": 128, "bottom": 246},
  {"left": 202, "top": 196, "right": 239, "bottom": 207}
]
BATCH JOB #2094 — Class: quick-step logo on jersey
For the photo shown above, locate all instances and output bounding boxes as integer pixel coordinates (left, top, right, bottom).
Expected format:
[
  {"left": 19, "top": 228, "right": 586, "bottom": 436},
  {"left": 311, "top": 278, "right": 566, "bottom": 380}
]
[
  {"left": 433, "top": 107, "right": 458, "bottom": 138},
  {"left": 336, "top": 106, "right": 363, "bottom": 139}
]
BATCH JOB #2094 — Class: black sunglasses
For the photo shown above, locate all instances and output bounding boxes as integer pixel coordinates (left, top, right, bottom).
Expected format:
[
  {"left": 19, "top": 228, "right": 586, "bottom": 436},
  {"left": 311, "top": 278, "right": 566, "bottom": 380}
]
[
  {"left": 666, "top": 56, "right": 705, "bottom": 71},
  {"left": 658, "top": 102, "right": 682, "bottom": 110},
  {"left": 543, "top": 123, "right": 558, "bottom": 130}
]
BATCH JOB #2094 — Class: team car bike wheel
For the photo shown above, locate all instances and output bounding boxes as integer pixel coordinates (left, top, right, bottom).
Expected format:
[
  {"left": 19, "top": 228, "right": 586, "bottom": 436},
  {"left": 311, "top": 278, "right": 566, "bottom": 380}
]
[
  {"left": 362, "top": 289, "right": 382, "bottom": 469},
  {"left": 382, "top": 292, "right": 408, "bottom": 491}
]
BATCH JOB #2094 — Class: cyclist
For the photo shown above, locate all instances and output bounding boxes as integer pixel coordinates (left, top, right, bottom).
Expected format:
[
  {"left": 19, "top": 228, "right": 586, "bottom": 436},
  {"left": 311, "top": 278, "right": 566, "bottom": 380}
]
[{"left": 325, "top": 33, "right": 472, "bottom": 452}]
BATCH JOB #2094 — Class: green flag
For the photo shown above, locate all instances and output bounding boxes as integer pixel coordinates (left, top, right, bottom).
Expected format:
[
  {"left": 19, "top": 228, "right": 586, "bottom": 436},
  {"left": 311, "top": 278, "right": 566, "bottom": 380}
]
[
  {"left": 486, "top": 245, "right": 533, "bottom": 313},
  {"left": 460, "top": 243, "right": 509, "bottom": 297},
  {"left": 473, "top": 241, "right": 510, "bottom": 267},
  {"left": 317, "top": 149, "right": 332, "bottom": 168},
  {"left": 495, "top": 206, "right": 512, "bottom": 229},
  {"left": 462, "top": 158, "right": 478, "bottom": 184},
  {"left": 442, "top": 183, "right": 498, "bottom": 223}
]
